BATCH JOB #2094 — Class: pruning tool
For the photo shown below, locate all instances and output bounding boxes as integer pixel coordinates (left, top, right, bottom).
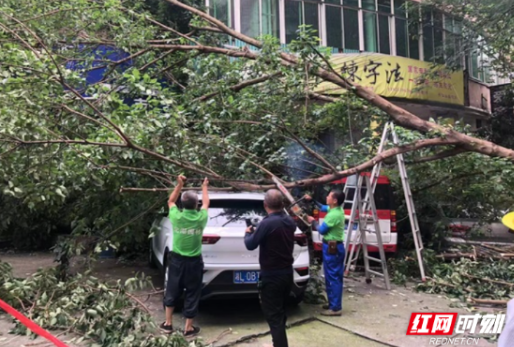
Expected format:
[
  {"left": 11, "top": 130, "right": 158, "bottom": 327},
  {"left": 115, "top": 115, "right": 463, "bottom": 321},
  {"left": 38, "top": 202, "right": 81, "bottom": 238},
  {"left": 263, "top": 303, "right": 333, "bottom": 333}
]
[{"left": 269, "top": 175, "right": 310, "bottom": 227}]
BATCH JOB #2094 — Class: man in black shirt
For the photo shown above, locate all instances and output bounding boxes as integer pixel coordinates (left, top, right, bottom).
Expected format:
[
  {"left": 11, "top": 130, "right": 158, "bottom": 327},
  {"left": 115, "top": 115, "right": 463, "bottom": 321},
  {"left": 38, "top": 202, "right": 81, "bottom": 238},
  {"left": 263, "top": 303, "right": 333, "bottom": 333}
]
[{"left": 245, "top": 189, "right": 296, "bottom": 347}]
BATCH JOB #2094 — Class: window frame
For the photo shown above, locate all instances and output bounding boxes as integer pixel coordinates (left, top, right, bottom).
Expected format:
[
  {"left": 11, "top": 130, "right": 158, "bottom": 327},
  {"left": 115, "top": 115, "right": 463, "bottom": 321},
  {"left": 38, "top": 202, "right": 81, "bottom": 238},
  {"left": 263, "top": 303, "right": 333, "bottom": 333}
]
[
  {"left": 208, "top": 0, "right": 234, "bottom": 28},
  {"left": 284, "top": 0, "right": 322, "bottom": 43},
  {"left": 239, "top": 0, "right": 280, "bottom": 38}
]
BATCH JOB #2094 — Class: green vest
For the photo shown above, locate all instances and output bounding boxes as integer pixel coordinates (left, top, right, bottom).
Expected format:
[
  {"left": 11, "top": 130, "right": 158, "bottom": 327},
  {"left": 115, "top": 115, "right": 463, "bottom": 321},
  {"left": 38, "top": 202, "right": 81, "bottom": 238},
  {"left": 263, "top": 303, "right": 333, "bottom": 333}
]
[
  {"left": 169, "top": 206, "right": 208, "bottom": 257},
  {"left": 323, "top": 206, "right": 345, "bottom": 242}
]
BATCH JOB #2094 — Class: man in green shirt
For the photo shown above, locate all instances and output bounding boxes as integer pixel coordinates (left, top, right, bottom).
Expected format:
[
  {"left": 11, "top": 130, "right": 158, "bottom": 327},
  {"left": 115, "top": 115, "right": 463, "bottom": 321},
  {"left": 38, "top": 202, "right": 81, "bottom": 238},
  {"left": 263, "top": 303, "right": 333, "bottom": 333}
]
[
  {"left": 161, "top": 175, "right": 209, "bottom": 337},
  {"left": 306, "top": 190, "right": 346, "bottom": 316}
]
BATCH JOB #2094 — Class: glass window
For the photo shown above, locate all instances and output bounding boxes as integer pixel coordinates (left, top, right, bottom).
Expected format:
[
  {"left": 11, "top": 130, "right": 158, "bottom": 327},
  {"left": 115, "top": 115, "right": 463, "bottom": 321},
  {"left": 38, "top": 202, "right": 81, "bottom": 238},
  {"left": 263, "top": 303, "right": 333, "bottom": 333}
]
[
  {"left": 377, "top": 0, "right": 391, "bottom": 13},
  {"left": 471, "top": 50, "right": 479, "bottom": 79},
  {"left": 394, "top": 0, "right": 406, "bottom": 17},
  {"left": 408, "top": 20, "right": 420, "bottom": 59},
  {"left": 285, "top": 1, "right": 302, "bottom": 43},
  {"left": 326, "top": 6, "right": 343, "bottom": 49},
  {"left": 433, "top": 12, "right": 444, "bottom": 63},
  {"left": 396, "top": 18, "right": 408, "bottom": 57},
  {"left": 422, "top": 10, "right": 434, "bottom": 62},
  {"left": 454, "top": 20, "right": 462, "bottom": 35},
  {"left": 207, "top": 200, "right": 267, "bottom": 227},
  {"left": 241, "top": 0, "right": 260, "bottom": 38},
  {"left": 364, "top": 12, "right": 378, "bottom": 52},
  {"left": 211, "top": 0, "right": 230, "bottom": 26},
  {"left": 453, "top": 20, "right": 463, "bottom": 68},
  {"left": 285, "top": 1, "right": 319, "bottom": 43},
  {"left": 343, "top": 8, "right": 360, "bottom": 50},
  {"left": 362, "top": 0, "right": 376, "bottom": 10},
  {"left": 261, "top": 0, "right": 279, "bottom": 37},
  {"left": 378, "top": 15, "right": 390, "bottom": 54},
  {"left": 443, "top": 15, "right": 453, "bottom": 33},
  {"left": 325, "top": 0, "right": 341, "bottom": 4},
  {"left": 443, "top": 16, "right": 463, "bottom": 67},
  {"left": 343, "top": 0, "right": 359, "bottom": 7},
  {"left": 304, "top": 2, "right": 319, "bottom": 34},
  {"left": 443, "top": 16, "right": 454, "bottom": 60}
]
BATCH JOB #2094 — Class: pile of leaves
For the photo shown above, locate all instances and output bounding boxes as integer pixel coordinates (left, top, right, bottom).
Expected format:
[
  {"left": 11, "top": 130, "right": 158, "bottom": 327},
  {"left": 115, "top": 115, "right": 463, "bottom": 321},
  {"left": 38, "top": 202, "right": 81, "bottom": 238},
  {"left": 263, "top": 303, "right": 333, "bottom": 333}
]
[
  {"left": 0, "top": 261, "right": 205, "bottom": 347},
  {"left": 303, "top": 262, "right": 327, "bottom": 305},
  {"left": 390, "top": 247, "right": 514, "bottom": 304}
]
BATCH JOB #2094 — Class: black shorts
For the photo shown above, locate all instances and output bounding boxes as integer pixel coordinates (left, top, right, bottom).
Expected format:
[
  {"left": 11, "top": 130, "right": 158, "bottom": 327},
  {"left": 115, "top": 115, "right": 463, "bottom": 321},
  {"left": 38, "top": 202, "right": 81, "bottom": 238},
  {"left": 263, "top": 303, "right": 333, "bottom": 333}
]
[{"left": 163, "top": 252, "right": 204, "bottom": 319}]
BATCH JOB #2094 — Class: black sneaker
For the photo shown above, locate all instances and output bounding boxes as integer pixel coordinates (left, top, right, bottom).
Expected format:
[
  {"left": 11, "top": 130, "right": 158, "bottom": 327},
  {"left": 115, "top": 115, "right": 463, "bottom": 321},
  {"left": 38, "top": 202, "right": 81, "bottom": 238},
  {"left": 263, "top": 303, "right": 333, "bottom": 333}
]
[
  {"left": 184, "top": 326, "right": 201, "bottom": 337},
  {"left": 160, "top": 322, "right": 174, "bottom": 334}
]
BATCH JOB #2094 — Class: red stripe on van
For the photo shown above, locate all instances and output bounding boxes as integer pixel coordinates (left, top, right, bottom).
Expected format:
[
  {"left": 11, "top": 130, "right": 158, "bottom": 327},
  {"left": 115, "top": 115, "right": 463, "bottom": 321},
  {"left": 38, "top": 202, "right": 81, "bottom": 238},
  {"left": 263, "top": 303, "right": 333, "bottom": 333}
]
[
  {"left": 319, "top": 210, "right": 390, "bottom": 219},
  {"left": 331, "top": 174, "right": 391, "bottom": 185}
]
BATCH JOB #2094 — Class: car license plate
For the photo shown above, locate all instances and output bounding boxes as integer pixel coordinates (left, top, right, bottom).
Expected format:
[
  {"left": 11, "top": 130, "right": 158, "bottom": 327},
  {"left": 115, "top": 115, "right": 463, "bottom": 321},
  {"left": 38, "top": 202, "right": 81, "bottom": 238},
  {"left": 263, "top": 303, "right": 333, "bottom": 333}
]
[{"left": 233, "top": 271, "right": 259, "bottom": 284}]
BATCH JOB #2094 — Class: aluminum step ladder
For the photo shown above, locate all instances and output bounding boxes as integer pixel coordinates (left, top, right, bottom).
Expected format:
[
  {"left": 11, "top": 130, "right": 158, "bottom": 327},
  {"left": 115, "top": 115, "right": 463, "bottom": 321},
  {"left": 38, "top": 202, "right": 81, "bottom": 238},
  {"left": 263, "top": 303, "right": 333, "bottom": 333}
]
[
  {"left": 389, "top": 123, "right": 426, "bottom": 282},
  {"left": 342, "top": 174, "right": 364, "bottom": 275},
  {"left": 343, "top": 122, "right": 426, "bottom": 282},
  {"left": 342, "top": 129, "right": 388, "bottom": 274},
  {"left": 344, "top": 175, "right": 391, "bottom": 290}
]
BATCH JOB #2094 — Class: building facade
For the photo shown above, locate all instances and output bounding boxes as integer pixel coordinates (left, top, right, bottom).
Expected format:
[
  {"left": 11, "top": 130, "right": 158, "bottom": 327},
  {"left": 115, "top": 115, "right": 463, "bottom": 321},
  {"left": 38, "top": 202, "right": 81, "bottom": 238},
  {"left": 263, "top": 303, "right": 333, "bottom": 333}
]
[{"left": 207, "top": 0, "right": 511, "bottom": 129}]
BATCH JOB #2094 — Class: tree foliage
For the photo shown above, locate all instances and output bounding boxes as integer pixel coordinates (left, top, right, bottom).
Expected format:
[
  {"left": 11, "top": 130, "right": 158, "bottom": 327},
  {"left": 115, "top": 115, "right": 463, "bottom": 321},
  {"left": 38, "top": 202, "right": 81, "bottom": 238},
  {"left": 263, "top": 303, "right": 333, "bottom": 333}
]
[
  {"left": 0, "top": 0, "right": 513, "bottom": 253},
  {"left": 0, "top": 260, "right": 205, "bottom": 347}
]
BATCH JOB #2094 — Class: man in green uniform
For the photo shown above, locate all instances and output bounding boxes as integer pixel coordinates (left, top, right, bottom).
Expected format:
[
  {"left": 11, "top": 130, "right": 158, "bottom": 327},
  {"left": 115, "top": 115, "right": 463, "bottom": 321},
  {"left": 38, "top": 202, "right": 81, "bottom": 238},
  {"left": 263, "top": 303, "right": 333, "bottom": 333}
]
[
  {"left": 161, "top": 175, "right": 209, "bottom": 337},
  {"left": 305, "top": 190, "right": 346, "bottom": 316}
]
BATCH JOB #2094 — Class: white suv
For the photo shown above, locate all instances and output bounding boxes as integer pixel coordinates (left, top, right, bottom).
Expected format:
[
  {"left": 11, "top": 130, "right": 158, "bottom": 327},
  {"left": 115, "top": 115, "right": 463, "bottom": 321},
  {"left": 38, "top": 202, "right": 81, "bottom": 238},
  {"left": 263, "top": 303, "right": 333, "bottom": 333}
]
[{"left": 149, "top": 192, "right": 310, "bottom": 304}]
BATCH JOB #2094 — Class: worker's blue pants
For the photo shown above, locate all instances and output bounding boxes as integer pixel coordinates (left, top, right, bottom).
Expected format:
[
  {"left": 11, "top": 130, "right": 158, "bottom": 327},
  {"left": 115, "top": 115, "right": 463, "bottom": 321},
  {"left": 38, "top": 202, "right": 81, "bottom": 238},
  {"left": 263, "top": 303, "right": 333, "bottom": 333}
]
[{"left": 322, "top": 242, "right": 345, "bottom": 311}]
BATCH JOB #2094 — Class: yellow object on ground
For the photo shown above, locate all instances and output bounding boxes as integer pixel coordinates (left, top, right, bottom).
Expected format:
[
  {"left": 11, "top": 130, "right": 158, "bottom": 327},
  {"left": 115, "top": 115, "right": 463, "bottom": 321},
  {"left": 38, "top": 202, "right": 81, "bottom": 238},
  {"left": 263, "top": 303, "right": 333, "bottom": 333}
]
[{"left": 501, "top": 211, "right": 514, "bottom": 231}]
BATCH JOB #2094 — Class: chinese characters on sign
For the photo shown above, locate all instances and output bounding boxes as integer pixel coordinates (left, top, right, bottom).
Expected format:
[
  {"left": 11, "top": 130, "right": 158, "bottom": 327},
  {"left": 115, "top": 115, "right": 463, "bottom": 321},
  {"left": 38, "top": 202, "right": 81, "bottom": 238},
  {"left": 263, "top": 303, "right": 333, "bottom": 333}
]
[
  {"left": 317, "top": 53, "right": 465, "bottom": 106},
  {"left": 406, "top": 313, "right": 506, "bottom": 336},
  {"left": 363, "top": 60, "right": 382, "bottom": 85},
  {"left": 341, "top": 61, "right": 361, "bottom": 82},
  {"left": 386, "top": 62, "right": 404, "bottom": 84}
]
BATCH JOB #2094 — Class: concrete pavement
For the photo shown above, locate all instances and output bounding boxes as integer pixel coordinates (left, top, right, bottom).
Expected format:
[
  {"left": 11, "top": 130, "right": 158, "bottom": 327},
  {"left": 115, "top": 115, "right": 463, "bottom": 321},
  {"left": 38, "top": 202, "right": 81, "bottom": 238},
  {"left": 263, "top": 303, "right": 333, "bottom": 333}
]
[{"left": 0, "top": 253, "right": 495, "bottom": 347}]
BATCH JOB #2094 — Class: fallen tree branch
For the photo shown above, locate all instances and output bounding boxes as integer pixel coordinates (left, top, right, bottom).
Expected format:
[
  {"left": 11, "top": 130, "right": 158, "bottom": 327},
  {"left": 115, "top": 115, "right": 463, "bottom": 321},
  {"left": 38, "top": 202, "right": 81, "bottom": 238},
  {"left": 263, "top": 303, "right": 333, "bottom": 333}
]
[
  {"left": 461, "top": 273, "right": 514, "bottom": 287},
  {"left": 206, "top": 328, "right": 233, "bottom": 345},
  {"left": 100, "top": 165, "right": 173, "bottom": 182},
  {"left": 469, "top": 298, "right": 509, "bottom": 306},
  {"left": 119, "top": 187, "right": 237, "bottom": 192},
  {"left": 189, "top": 25, "right": 223, "bottom": 33},
  {"left": 407, "top": 146, "right": 468, "bottom": 164},
  {"left": 125, "top": 292, "right": 152, "bottom": 315},
  {"left": 21, "top": 6, "right": 105, "bottom": 23},
  {"left": 11, "top": 138, "right": 124, "bottom": 147},
  {"left": 140, "top": 49, "right": 175, "bottom": 71},
  {"left": 307, "top": 92, "right": 343, "bottom": 103},
  {"left": 120, "top": 137, "right": 458, "bottom": 192},
  {"left": 437, "top": 253, "right": 476, "bottom": 260},
  {"left": 194, "top": 72, "right": 282, "bottom": 102},
  {"left": 144, "top": 16, "right": 201, "bottom": 46}
]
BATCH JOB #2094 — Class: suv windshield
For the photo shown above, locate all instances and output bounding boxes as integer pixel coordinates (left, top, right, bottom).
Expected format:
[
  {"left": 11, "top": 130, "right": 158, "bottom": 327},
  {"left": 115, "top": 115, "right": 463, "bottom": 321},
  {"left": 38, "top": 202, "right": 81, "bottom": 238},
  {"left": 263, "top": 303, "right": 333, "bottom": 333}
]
[{"left": 206, "top": 199, "right": 267, "bottom": 227}]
